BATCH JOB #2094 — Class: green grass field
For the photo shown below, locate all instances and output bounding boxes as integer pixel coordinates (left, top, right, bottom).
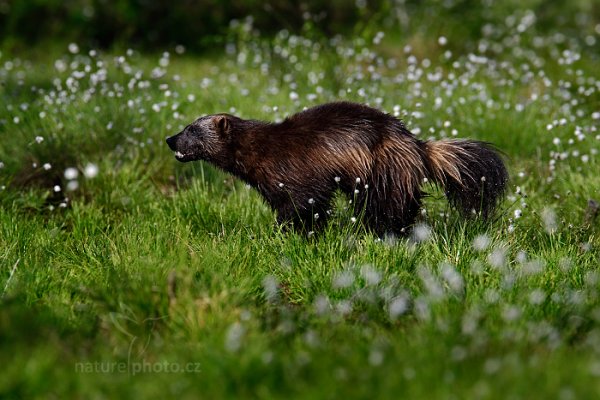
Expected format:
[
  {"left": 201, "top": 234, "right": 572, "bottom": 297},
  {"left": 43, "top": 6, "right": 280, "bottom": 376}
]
[{"left": 1, "top": 10, "right": 600, "bottom": 399}]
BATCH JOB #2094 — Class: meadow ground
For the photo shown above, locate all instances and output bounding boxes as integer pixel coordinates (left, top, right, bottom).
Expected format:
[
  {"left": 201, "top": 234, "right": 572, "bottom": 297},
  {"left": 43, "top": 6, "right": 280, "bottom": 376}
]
[{"left": 1, "top": 10, "right": 600, "bottom": 399}]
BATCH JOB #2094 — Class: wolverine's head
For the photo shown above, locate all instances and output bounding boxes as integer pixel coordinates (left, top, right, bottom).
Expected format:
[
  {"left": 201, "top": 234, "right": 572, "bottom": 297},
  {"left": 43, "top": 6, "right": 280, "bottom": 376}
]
[{"left": 166, "top": 114, "right": 234, "bottom": 163}]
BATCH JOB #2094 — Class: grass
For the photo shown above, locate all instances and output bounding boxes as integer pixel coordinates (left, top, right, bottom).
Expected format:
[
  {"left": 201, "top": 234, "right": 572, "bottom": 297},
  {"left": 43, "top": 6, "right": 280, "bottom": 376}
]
[{"left": 1, "top": 9, "right": 600, "bottom": 399}]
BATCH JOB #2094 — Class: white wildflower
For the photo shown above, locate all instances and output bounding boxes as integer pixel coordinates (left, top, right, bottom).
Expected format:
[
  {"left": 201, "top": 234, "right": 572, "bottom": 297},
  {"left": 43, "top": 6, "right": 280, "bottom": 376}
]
[
  {"left": 361, "top": 264, "right": 381, "bottom": 285},
  {"left": 514, "top": 209, "right": 522, "bottom": 219},
  {"left": 262, "top": 275, "right": 278, "bottom": 302},
  {"left": 411, "top": 223, "right": 432, "bottom": 243},
  {"left": 224, "top": 322, "right": 245, "bottom": 352},
  {"left": 84, "top": 163, "right": 99, "bottom": 178},
  {"left": 388, "top": 295, "right": 409, "bottom": 319},
  {"left": 64, "top": 167, "right": 79, "bottom": 180},
  {"left": 472, "top": 234, "right": 490, "bottom": 251},
  {"left": 68, "top": 43, "right": 79, "bottom": 54},
  {"left": 332, "top": 270, "right": 354, "bottom": 289},
  {"left": 541, "top": 207, "right": 557, "bottom": 233},
  {"left": 66, "top": 180, "right": 79, "bottom": 191}
]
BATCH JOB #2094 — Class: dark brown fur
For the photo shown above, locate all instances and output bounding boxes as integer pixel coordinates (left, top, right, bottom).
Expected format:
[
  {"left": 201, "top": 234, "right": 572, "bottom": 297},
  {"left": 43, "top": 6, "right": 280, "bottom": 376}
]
[{"left": 166, "top": 102, "right": 508, "bottom": 235}]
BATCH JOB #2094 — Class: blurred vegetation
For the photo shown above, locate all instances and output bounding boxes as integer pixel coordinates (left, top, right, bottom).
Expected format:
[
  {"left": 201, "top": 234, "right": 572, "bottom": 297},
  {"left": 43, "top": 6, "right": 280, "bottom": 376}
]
[
  {"left": 1, "top": 0, "right": 599, "bottom": 53},
  {"left": 1, "top": 1, "right": 600, "bottom": 398}
]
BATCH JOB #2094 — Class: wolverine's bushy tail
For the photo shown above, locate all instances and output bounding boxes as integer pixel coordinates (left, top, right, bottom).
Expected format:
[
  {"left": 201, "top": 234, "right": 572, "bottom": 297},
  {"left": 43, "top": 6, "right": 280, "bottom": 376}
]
[{"left": 424, "top": 139, "right": 508, "bottom": 217}]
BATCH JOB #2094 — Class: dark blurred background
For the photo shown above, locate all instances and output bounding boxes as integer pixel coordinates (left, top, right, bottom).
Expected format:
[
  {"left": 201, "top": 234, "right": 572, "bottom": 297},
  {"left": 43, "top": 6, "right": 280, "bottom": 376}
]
[{"left": 0, "top": 0, "right": 599, "bottom": 53}]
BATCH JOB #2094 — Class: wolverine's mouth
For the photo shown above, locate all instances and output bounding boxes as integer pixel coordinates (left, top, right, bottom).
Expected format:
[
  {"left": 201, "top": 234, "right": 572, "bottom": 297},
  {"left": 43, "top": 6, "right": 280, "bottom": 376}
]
[{"left": 174, "top": 151, "right": 195, "bottom": 162}]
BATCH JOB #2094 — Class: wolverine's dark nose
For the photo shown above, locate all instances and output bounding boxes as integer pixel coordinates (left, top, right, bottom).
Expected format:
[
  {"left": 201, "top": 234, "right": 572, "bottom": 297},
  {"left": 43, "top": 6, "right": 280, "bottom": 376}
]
[{"left": 166, "top": 135, "right": 177, "bottom": 151}]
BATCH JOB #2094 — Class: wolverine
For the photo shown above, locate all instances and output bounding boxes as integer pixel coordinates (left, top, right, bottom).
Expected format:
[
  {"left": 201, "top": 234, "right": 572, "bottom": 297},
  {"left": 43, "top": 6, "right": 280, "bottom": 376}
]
[{"left": 166, "top": 102, "right": 508, "bottom": 235}]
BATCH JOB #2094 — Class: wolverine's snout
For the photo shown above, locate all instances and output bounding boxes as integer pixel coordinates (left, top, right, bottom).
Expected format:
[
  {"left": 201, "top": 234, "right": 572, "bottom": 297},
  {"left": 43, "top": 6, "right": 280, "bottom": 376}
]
[
  {"left": 166, "top": 135, "right": 178, "bottom": 151},
  {"left": 166, "top": 131, "right": 197, "bottom": 162}
]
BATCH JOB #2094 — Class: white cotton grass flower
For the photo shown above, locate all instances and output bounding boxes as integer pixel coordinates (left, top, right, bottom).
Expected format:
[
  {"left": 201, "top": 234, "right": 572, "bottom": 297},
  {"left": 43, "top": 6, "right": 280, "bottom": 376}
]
[
  {"left": 43, "top": 163, "right": 52, "bottom": 170},
  {"left": 514, "top": 209, "right": 522, "bottom": 219},
  {"left": 66, "top": 180, "right": 79, "bottom": 192},
  {"left": 472, "top": 234, "right": 491, "bottom": 251},
  {"left": 528, "top": 289, "right": 546, "bottom": 305},
  {"left": 487, "top": 247, "right": 507, "bottom": 269},
  {"left": 313, "top": 294, "right": 331, "bottom": 316},
  {"left": 360, "top": 264, "right": 381, "bottom": 285},
  {"left": 224, "top": 322, "right": 245, "bottom": 353},
  {"left": 502, "top": 305, "right": 521, "bottom": 322},
  {"left": 372, "top": 31, "right": 385, "bottom": 45},
  {"left": 335, "top": 300, "right": 353, "bottom": 316},
  {"left": 417, "top": 267, "right": 444, "bottom": 300},
  {"left": 84, "top": 163, "right": 99, "bottom": 178},
  {"left": 68, "top": 43, "right": 79, "bottom": 54},
  {"left": 522, "top": 259, "right": 545, "bottom": 275},
  {"left": 388, "top": 294, "right": 409, "bottom": 320},
  {"left": 411, "top": 223, "right": 432, "bottom": 243},
  {"left": 332, "top": 270, "right": 354, "bottom": 289},
  {"left": 440, "top": 262, "right": 464, "bottom": 294},
  {"left": 64, "top": 167, "right": 79, "bottom": 180},
  {"left": 541, "top": 207, "right": 557, "bottom": 233},
  {"left": 262, "top": 275, "right": 278, "bottom": 302}
]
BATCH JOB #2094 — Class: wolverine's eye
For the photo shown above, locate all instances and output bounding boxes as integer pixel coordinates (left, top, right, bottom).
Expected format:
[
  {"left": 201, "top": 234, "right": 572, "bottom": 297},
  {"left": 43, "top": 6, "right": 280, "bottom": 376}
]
[{"left": 189, "top": 125, "right": 203, "bottom": 136}]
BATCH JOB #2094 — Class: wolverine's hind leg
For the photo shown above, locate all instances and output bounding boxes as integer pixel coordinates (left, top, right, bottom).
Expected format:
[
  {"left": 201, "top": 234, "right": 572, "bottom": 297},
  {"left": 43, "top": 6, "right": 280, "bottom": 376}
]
[
  {"left": 360, "top": 140, "right": 428, "bottom": 236},
  {"left": 351, "top": 173, "right": 423, "bottom": 237},
  {"left": 359, "top": 190, "right": 422, "bottom": 236}
]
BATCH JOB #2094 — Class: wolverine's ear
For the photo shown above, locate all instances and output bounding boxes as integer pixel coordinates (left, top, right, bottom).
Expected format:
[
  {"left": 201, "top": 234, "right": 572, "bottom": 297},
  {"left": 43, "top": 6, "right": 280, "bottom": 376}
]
[{"left": 213, "top": 115, "right": 230, "bottom": 135}]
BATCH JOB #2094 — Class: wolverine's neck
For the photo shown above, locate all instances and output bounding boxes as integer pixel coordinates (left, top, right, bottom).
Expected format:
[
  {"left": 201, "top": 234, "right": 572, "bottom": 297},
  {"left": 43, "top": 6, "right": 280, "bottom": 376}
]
[{"left": 224, "top": 119, "right": 271, "bottom": 187}]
